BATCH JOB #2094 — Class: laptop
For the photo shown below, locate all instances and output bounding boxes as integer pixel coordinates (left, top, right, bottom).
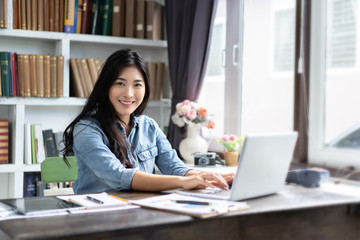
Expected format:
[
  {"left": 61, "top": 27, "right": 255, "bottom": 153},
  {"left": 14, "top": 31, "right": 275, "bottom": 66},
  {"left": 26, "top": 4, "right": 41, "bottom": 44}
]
[{"left": 176, "top": 132, "right": 298, "bottom": 201}]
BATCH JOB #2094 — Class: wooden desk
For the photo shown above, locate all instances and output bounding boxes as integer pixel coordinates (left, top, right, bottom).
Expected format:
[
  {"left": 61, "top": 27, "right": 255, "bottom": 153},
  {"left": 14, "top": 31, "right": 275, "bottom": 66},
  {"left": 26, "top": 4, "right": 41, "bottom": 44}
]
[{"left": 0, "top": 183, "right": 359, "bottom": 240}]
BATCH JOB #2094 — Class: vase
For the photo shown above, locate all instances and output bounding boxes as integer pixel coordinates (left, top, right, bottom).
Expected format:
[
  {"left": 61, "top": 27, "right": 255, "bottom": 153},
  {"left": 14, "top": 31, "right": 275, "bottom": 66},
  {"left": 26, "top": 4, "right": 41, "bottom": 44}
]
[
  {"left": 179, "top": 125, "right": 208, "bottom": 164},
  {"left": 224, "top": 151, "right": 239, "bottom": 166}
]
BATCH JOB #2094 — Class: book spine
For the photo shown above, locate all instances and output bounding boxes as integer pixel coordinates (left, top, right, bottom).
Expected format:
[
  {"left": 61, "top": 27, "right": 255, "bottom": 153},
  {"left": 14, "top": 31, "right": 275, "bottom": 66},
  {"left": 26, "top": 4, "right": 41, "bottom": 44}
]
[
  {"left": 29, "top": 54, "right": 37, "bottom": 97},
  {"left": 0, "top": 52, "right": 10, "bottom": 97},
  {"left": 76, "top": 0, "right": 83, "bottom": 33},
  {"left": 90, "top": 0, "right": 101, "bottom": 34},
  {"left": 17, "top": 54, "right": 24, "bottom": 97},
  {"left": 23, "top": 173, "right": 41, "bottom": 197},
  {"left": 125, "top": 0, "right": 135, "bottom": 38},
  {"left": 87, "top": 58, "right": 97, "bottom": 85},
  {"left": 36, "top": 55, "right": 44, "bottom": 97},
  {"left": 0, "top": 67, "right": 2, "bottom": 96},
  {"left": 49, "top": 0, "right": 55, "bottom": 31},
  {"left": 31, "top": 0, "right": 37, "bottom": 30},
  {"left": 64, "top": 0, "right": 76, "bottom": 33},
  {"left": 23, "top": 54, "right": 31, "bottom": 97},
  {"left": 11, "top": 53, "right": 17, "bottom": 96},
  {"left": 8, "top": 52, "right": 14, "bottom": 97},
  {"left": 44, "top": 0, "right": 49, "bottom": 31},
  {"left": 0, "top": 119, "right": 9, "bottom": 164},
  {"left": 135, "top": 0, "right": 145, "bottom": 38},
  {"left": 75, "top": 58, "right": 88, "bottom": 97},
  {"left": 0, "top": 0, "right": 4, "bottom": 29},
  {"left": 3, "top": 0, "right": 7, "bottom": 28},
  {"left": 37, "top": 0, "right": 44, "bottom": 31},
  {"left": 14, "top": 53, "right": 20, "bottom": 96},
  {"left": 81, "top": 58, "right": 93, "bottom": 94},
  {"left": 42, "top": 129, "right": 58, "bottom": 157},
  {"left": 57, "top": 55, "right": 64, "bottom": 97},
  {"left": 147, "top": 61, "right": 156, "bottom": 100},
  {"left": 111, "top": 0, "right": 120, "bottom": 36},
  {"left": 101, "top": 0, "right": 112, "bottom": 36},
  {"left": 20, "top": 0, "right": 26, "bottom": 29},
  {"left": 26, "top": 0, "right": 31, "bottom": 30},
  {"left": 80, "top": 0, "right": 91, "bottom": 34},
  {"left": 30, "top": 124, "right": 37, "bottom": 164},
  {"left": 155, "top": 62, "right": 165, "bottom": 100},
  {"left": 50, "top": 56, "right": 57, "bottom": 98},
  {"left": 24, "top": 123, "right": 32, "bottom": 164},
  {"left": 12, "top": 0, "right": 19, "bottom": 29},
  {"left": 59, "top": 0, "right": 65, "bottom": 32},
  {"left": 43, "top": 55, "right": 51, "bottom": 97},
  {"left": 69, "top": 58, "right": 85, "bottom": 98},
  {"left": 54, "top": 0, "right": 60, "bottom": 32}
]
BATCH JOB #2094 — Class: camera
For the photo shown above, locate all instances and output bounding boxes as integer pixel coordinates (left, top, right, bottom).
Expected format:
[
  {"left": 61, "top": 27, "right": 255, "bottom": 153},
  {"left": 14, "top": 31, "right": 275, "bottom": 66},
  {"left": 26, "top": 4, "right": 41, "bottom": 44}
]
[{"left": 194, "top": 152, "right": 216, "bottom": 166}]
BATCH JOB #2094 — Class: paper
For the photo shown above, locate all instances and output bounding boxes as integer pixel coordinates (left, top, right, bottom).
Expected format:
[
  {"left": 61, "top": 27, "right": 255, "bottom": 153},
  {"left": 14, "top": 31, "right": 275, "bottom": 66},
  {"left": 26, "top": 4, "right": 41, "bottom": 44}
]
[
  {"left": 129, "top": 193, "right": 249, "bottom": 218},
  {"left": 58, "top": 192, "right": 128, "bottom": 209}
]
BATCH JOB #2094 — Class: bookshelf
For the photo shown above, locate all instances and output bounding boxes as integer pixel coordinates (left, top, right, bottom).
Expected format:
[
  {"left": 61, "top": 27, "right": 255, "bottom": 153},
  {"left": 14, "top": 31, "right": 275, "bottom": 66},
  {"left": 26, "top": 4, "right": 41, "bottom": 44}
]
[{"left": 0, "top": 0, "right": 170, "bottom": 199}]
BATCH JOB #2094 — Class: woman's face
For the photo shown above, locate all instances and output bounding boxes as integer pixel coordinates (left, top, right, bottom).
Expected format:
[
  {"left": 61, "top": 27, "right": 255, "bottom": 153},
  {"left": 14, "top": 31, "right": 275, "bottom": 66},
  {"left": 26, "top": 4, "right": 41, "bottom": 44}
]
[{"left": 109, "top": 66, "right": 146, "bottom": 123}]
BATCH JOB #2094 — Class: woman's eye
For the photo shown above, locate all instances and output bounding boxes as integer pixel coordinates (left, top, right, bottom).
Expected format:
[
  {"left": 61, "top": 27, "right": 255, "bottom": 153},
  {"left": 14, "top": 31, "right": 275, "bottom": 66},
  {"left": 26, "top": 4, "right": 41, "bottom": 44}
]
[
  {"left": 116, "top": 81, "right": 125, "bottom": 86},
  {"left": 135, "top": 83, "right": 142, "bottom": 87}
]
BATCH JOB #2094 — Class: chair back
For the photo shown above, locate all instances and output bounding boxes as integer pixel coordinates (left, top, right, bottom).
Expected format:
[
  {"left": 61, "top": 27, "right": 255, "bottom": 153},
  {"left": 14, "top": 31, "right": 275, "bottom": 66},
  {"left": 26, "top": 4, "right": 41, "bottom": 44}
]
[{"left": 41, "top": 156, "right": 78, "bottom": 183}]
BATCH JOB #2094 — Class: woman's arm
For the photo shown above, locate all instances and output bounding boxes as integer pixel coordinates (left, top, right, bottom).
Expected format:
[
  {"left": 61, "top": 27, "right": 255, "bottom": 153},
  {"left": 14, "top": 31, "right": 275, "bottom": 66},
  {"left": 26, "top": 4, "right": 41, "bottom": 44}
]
[{"left": 131, "top": 170, "right": 232, "bottom": 191}]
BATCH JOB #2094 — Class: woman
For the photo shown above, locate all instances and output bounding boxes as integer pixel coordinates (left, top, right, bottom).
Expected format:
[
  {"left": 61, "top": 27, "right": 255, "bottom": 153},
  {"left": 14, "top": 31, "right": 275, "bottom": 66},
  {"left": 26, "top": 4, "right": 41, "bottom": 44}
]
[{"left": 63, "top": 49, "right": 233, "bottom": 194}]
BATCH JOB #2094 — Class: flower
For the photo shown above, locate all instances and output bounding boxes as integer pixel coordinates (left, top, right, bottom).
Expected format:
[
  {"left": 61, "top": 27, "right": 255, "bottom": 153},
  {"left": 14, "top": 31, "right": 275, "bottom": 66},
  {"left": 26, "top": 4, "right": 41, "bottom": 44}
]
[
  {"left": 217, "top": 134, "right": 244, "bottom": 152},
  {"left": 171, "top": 100, "right": 215, "bottom": 128}
]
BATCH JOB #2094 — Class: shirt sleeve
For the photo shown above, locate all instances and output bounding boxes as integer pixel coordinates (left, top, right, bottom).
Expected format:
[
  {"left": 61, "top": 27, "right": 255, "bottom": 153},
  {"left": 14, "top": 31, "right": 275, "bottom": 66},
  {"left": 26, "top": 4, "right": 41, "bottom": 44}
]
[
  {"left": 153, "top": 123, "right": 189, "bottom": 176},
  {"left": 73, "top": 121, "right": 138, "bottom": 191}
]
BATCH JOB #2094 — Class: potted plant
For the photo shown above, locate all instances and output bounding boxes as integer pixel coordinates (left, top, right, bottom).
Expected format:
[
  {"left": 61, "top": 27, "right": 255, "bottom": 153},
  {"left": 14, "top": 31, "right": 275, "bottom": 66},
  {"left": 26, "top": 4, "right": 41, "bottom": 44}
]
[{"left": 217, "top": 135, "right": 244, "bottom": 166}]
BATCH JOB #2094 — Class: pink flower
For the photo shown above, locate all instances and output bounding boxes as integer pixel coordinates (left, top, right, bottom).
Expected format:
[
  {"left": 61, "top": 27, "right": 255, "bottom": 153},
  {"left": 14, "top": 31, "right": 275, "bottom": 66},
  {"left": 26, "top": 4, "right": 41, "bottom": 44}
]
[
  {"left": 221, "top": 135, "right": 229, "bottom": 141},
  {"left": 186, "top": 109, "right": 197, "bottom": 120},
  {"left": 229, "top": 135, "right": 237, "bottom": 141},
  {"left": 182, "top": 100, "right": 190, "bottom": 105},
  {"left": 179, "top": 104, "right": 191, "bottom": 116}
]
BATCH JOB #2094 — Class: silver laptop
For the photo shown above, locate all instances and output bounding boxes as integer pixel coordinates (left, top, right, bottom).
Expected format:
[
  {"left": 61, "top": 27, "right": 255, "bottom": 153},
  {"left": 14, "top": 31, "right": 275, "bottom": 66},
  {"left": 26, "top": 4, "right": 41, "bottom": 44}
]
[{"left": 176, "top": 132, "right": 298, "bottom": 201}]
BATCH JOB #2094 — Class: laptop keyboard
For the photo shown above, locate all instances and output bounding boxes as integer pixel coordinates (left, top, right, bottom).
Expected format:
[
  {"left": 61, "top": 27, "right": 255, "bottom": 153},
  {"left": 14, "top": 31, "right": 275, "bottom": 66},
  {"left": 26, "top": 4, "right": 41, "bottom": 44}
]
[{"left": 210, "top": 189, "right": 231, "bottom": 197}]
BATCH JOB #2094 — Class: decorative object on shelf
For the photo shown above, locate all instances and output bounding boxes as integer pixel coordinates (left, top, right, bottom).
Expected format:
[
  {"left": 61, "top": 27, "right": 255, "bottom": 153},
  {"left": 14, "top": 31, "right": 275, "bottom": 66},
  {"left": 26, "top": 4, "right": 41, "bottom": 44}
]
[
  {"left": 171, "top": 100, "right": 215, "bottom": 164},
  {"left": 217, "top": 135, "right": 244, "bottom": 166}
]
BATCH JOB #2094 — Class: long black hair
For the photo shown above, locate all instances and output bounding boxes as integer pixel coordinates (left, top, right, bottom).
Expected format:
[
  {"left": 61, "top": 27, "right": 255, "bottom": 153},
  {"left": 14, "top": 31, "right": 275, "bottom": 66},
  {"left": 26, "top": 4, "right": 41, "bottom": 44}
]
[{"left": 63, "top": 49, "right": 150, "bottom": 168}]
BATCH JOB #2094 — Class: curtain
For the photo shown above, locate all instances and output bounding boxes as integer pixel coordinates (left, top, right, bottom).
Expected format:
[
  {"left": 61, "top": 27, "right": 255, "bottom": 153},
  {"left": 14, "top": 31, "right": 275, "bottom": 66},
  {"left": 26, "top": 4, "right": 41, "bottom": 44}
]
[
  {"left": 293, "top": 0, "right": 311, "bottom": 163},
  {"left": 165, "top": 0, "right": 218, "bottom": 151}
]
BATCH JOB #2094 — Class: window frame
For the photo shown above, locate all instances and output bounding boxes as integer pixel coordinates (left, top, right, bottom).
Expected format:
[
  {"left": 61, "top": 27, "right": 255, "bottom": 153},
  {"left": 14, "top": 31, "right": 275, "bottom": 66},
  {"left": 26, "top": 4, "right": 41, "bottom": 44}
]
[{"left": 308, "top": 0, "right": 360, "bottom": 169}]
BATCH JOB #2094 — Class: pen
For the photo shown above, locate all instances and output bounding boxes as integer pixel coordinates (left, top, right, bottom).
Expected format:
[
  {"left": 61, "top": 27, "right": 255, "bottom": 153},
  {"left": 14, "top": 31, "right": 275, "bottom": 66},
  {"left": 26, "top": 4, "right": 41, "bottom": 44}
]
[
  {"left": 175, "top": 200, "right": 210, "bottom": 205},
  {"left": 86, "top": 196, "right": 104, "bottom": 204}
]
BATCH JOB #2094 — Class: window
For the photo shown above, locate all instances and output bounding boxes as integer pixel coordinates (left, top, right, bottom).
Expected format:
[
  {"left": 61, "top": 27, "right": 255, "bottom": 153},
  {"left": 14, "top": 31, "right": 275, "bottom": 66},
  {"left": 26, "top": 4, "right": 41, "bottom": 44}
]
[{"left": 309, "top": 0, "right": 360, "bottom": 169}]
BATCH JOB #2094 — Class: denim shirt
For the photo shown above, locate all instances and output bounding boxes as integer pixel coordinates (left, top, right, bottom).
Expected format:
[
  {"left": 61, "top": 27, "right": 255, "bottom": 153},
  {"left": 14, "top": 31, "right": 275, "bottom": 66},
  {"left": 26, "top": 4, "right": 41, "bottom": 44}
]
[{"left": 72, "top": 115, "right": 189, "bottom": 194}]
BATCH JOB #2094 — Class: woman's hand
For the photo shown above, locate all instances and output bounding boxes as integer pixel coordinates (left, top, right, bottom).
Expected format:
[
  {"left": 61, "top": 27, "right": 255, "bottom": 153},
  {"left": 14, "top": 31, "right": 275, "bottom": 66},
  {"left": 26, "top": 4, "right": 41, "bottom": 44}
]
[{"left": 181, "top": 171, "right": 234, "bottom": 190}]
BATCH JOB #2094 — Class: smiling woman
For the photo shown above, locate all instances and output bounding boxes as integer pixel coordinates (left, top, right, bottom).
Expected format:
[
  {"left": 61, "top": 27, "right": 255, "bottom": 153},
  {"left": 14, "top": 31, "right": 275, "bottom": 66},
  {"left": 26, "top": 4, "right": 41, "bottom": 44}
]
[{"left": 61, "top": 49, "right": 234, "bottom": 194}]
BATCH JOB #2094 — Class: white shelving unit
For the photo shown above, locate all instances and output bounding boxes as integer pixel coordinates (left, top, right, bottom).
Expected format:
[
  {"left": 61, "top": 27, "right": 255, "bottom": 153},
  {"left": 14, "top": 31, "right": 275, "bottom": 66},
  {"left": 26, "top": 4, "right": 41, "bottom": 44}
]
[{"left": 0, "top": 0, "right": 171, "bottom": 199}]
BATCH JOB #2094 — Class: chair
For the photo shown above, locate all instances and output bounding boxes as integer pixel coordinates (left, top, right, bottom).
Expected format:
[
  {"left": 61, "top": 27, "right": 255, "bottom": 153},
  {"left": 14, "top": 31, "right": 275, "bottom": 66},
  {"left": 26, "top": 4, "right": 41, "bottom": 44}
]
[{"left": 40, "top": 156, "right": 78, "bottom": 196}]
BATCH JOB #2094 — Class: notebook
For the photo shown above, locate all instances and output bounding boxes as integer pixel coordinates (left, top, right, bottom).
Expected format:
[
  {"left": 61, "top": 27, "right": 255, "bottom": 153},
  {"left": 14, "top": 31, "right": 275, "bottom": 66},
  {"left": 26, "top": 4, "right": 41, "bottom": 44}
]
[
  {"left": 0, "top": 196, "right": 84, "bottom": 216},
  {"left": 176, "top": 132, "right": 298, "bottom": 201}
]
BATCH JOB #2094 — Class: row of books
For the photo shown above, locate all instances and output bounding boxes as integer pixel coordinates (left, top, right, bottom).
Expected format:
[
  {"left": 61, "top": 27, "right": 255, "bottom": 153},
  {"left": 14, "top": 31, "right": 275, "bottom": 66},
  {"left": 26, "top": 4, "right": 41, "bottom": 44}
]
[
  {"left": 0, "top": 52, "right": 64, "bottom": 98},
  {"left": 24, "top": 124, "right": 67, "bottom": 165},
  {"left": 10, "top": 0, "right": 164, "bottom": 40},
  {"left": 0, "top": 119, "right": 9, "bottom": 164},
  {"left": 23, "top": 172, "right": 73, "bottom": 197},
  {"left": 147, "top": 61, "right": 165, "bottom": 100},
  {"left": 69, "top": 57, "right": 104, "bottom": 98}
]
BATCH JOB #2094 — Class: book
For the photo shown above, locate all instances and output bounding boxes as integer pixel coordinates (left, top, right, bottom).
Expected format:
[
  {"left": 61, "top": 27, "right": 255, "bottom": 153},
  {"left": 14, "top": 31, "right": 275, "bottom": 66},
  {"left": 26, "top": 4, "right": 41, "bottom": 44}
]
[
  {"left": 30, "top": 124, "right": 36, "bottom": 164},
  {"left": 20, "top": 0, "right": 26, "bottom": 29},
  {"left": 12, "top": 0, "right": 19, "bottom": 29},
  {"left": 76, "top": 0, "right": 83, "bottom": 33},
  {"left": 147, "top": 61, "right": 156, "bottom": 100},
  {"left": 11, "top": 52, "right": 18, "bottom": 97},
  {"left": 145, "top": 0, "right": 163, "bottom": 40},
  {"left": 17, "top": 54, "right": 24, "bottom": 97},
  {"left": 53, "top": 131, "right": 64, "bottom": 156},
  {"left": 57, "top": 56, "right": 64, "bottom": 97},
  {"left": 155, "top": 62, "right": 165, "bottom": 100},
  {"left": 43, "top": 55, "right": 51, "bottom": 97},
  {"left": 80, "top": 0, "right": 91, "bottom": 34},
  {"left": 94, "top": 58, "right": 103, "bottom": 73},
  {"left": 29, "top": 54, "right": 37, "bottom": 97},
  {"left": 24, "top": 123, "right": 32, "bottom": 165},
  {"left": 0, "top": 66, "right": 2, "bottom": 96},
  {"left": 80, "top": 58, "right": 93, "bottom": 95},
  {"left": 33, "top": 124, "right": 46, "bottom": 164},
  {"left": 26, "top": 0, "right": 31, "bottom": 30},
  {"left": 0, "top": 119, "right": 9, "bottom": 164},
  {"left": 54, "top": 0, "right": 60, "bottom": 32},
  {"left": 87, "top": 58, "right": 98, "bottom": 85},
  {"left": 101, "top": 0, "right": 112, "bottom": 36},
  {"left": 135, "top": 0, "right": 145, "bottom": 38},
  {"left": 64, "top": 0, "right": 76, "bottom": 33},
  {"left": 69, "top": 58, "right": 85, "bottom": 98},
  {"left": 31, "top": 0, "right": 37, "bottom": 30},
  {"left": 37, "top": 0, "right": 44, "bottom": 31},
  {"left": 42, "top": 129, "right": 58, "bottom": 158},
  {"left": 59, "top": 0, "right": 65, "bottom": 32},
  {"left": 50, "top": 56, "right": 57, "bottom": 97},
  {"left": 125, "top": 0, "right": 135, "bottom": 38},
  {"left": 8, "top": 52, "right": 14, "bottom": 97},
  {"left": 90, "top": 0, "right": 101, "bottom": 35},
  {"left": 23, "top": 172, "right": 41, "bottom": 197},
  {"left": 129, "top": 193, "right": 249, "bottom": 219},
  {"left": 112, "top": 0, "right": 125, "bottom": 37},
  {"left": 3, "top": 0, "right": 7, "bottom": 28},
  {"left": 44, "top": 0, "right": 49, "bottom": 31},
  {"left": 0, "top": 52, "right": 10, "bottom": 97},
  {"left": 49, "top": 0, "right": 55, "bottom": 31},
  {"left": 75, "top": 58, "right": 88, "bottom": 97},
  {"left": 36, "top": 55, "right": 44, "bottom": 97},
  {"left": 0, "top": 0, "right": 4, "bottom": 28},
  {"left": 22, "top": 54, "right": 31, "bottom": 97}
]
